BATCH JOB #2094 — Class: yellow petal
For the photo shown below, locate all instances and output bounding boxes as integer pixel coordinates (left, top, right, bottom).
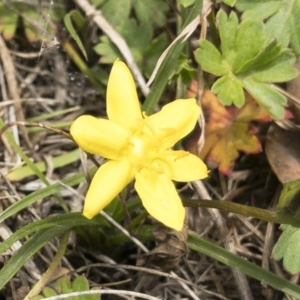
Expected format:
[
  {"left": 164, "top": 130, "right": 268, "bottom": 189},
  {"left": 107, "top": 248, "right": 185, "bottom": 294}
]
[
  {"left": 83, "top": 159, "right": 134, "bottom": 219},
  {"left": 135, "top": 168, "right": 185, "bottom": 231},
  {"left": 147, "top": 98, "right": 201, "bottom": 148},
  {"left": 107, "top": 61, "right": 143, "bottom": 131},
  {"left": 160, "top": 150, "right": 208, "bottom": 182},
  {"left": 70, "top": 115, "right": 128, "bottom": 160}
]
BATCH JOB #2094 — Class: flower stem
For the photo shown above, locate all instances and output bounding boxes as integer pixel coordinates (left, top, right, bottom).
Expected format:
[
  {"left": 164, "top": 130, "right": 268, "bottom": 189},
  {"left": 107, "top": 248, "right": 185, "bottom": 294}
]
[{"left": 182, "top": 198, "right": 300, "bottom": 227}]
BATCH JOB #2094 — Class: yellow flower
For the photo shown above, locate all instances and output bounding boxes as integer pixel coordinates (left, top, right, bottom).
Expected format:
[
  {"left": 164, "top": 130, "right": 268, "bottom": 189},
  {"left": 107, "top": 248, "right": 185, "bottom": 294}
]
[{"left": 70, "top": 61, "right": 208, "bottom": 231}]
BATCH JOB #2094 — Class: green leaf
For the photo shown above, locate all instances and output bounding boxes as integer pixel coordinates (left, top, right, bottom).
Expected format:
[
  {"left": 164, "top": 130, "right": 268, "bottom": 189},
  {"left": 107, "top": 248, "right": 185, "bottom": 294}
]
[
  {"left": 0, "top": 228, "right": 67, "bottom": 290},
  {"left": 0, "top": 118, "right": 68, "bottom": 212},
  {"left": 0, "top": 3, "right": 18, "bottom": 40},
  {"left": 42, "top": 287, "right": 57, "bottom": 297},
  {"left": 212, "top": 75, "right": 245, "bottom": 107},
  {"left": 93, "top": 18, "right": 155, "bottom": 73},
  {"left": 120, "top": 19, "right": 152, "bottom": 56},
  {"left": 73, "top": 275, "right": 99, "bottom": 300},
  {"left": 132, "top": 0, "right": 169, "bottom": 27},
  {"left": 0, "top": 214, "right": 101, "bottom": 290},
  {"left": 0, "top": 213, "right": 105, "bottom": 255},
  {"left": 93, "top": 36, "right": 120, "bottom": 63},
  {"left": 0, "top": 1, "right": 65, "bottom": 42},
  {"left": 236, "top": 0, "right": 300, "bottom": 56},
  {"left": 218, "top": 10, "right": 238, "bottom": 58},
  {"left": 253, "top": 65, "right": 298, "bottom": 83},
  {"left": 64, "top": 10, "right": 88, "bottom": 60},
  {"left": 243, "top": 78, "right": 286, "bottom": 119},
  {"left": 61, "top": 277, "right": 73, "bottom": 294},
  {"left": 188, "top": 233, "right": 300, "bottom": 298},
  {"left": 143, "top": 33, "right": 168, "bottom": 78},
  {"left": 235, "top": 0, "right": 281, "bottom": 21},
  {"left": 7, "top": 149, "right": 80, "bottom": 181},
  {"left": 236, "top": 39, "right": 282, "bottom": 74},
  {"left": 169, "top": 54, "right": 198, "bottom": 86},
  {"left": 31, "top": 296, "right": 43, "bottom": 300},
  {"left": 195, "top": 39, "right": 228, "bottom": 76},
  {"left": 232, "top": 18, "right": 265, "bottom": 73},
  {"left": 0, "top": 170, "right": 89, "bottom": 223},
  {"left": 178, "top": 0, "right": 196, "bottom": 7},
  {"left": 22, "top": 6, "right": 45, "bottom": 42},
  {"left": 273, "top": 224, "right": 300, "bottom": 274},
  {"left": 73, "top": 276, "right": 89, "bottom": 292},
  {"left": 143, "top": 0, "right": 203, "bottom": 114},
  {"left": 101, "top": 0, "right": 131, "bottom": 30},
  {"left": 277, "top": 179, "right": 300, "bottom": 209},
  {"left": 195, "top": 9, "right": 297, "bottom": 118},
  {"left": 91, "top": 0, "right": 106, "bottom": 7},
  {"left": 222, "top": 0, "right": 237, "bottom": 7}
]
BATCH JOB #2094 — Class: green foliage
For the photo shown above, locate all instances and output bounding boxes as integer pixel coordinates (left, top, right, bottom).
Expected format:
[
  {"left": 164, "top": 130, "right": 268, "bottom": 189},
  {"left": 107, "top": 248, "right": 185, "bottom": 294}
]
[
  {"left": 0, "top": 214, "right": 100, "bottom": 290},
  {"left": 0, "top": 1, "right": 65, "bottom": 41},
  {"left": 235, "top": 0, "right": 300, "bottom": 56},
  {"left": 223, "top": 0, "right": 237, "bottom": 6},
  {"left": 132, "top": 0, "right": 169, "bottom": 27},
  {"left": 0, "top": 2, "right": 18, "bottom": 39},
  {"left": 64, "top": 10, "right": 88, "bottom": 60},
  {"left": 178, "top": 0, "right": 196, "bottom": 7},
  {"left": 273, "top": 225, "right": 300, "bottom": 274},
  {"left": 93, "top": 0, "right": 169, "bottom": 77},
  {"left": 272, "top": 180, "right": 300, "bottom": 274},
  {"left": 194, "top": 9, "right": 298, "bottom": 119},
  {"left": 3, "top": 0, "right": 300, "bottom": 297},
  {"left": 143, "top": 0, "right": 204, "bottom": 114},
  {"left": 169, "top": 54, "right": 198, "bottom": 86},
  {"left": 189, "top": 233, "right": 300, "bottom": 298},
  {"left": 32, "top": 275, "right": 100, "bottom": 300},
  {"left": 277, "top": 179, "right": 300, "bottom": 210}
]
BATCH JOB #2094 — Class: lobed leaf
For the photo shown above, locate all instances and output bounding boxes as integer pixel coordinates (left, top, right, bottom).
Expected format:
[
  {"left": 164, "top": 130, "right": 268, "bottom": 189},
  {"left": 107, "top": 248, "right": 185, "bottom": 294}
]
[
  {"left": 232, "top": 18, "right": 265, "bottom": 73},
  {"left": 277, "top": 179, "right": 300, "bottom": 209},
  {"left": 236, "top": 0, "right": 300, "bottom": 56},
  {"left": 195, "top": 9, "right": 298, "bottom": 119},
  {"left": 61, "top": 277, "right": 73, "bottom": 294},
  {"left": 101, "top": 0, "right": 131, "bottom": 30},
  {"left": 212, "top": 75, "right": 244, "bottom": 107},
  {"left": 236, "top": 40, "right": 281, "bottom": 74},
  {"left": 194, "top": 89, "right": 270, "bottom": 173},
  {"left": 178, "top": 0, "right": 196, "bottom": 7},
  {"left": 195, "top": 39, "right": 228, "bottom": 76},
  {"left": 242, "top": 78, "right": 286, "bottom": 119},
  {"left": 235, "top": 0, "right": 282, "bottom": 21},
  {"left": 218, "top": 10, "right": 238, "bottom": 59},
  {"left": 132, "top": 0, "right": 169, "bottom": 28},
  {"left": 222, "top": 0, "right": 237, "bottom": 6},
  {"left": 42, "top": 287, "right": 57, "bottom": 297},
  {"left": 273, "top": 224, "right": 300, "bottom": 274}
]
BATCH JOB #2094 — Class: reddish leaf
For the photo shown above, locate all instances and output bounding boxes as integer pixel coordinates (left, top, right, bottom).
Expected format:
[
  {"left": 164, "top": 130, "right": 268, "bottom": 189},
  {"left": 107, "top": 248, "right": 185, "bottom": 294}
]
[{"left": 186, "top": 84, "right": 271, "bottom": 174}]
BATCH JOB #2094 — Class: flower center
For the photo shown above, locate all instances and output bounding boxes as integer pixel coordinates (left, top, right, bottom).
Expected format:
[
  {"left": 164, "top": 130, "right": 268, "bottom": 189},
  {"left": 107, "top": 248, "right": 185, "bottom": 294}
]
[{"left": 127, "top": 134, "right": 157, "bottom": 170}]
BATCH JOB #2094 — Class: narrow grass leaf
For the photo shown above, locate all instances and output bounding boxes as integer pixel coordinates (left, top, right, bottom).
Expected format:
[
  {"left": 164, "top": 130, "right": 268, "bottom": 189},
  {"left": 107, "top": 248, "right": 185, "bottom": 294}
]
[{"left": 188, "top": 233, "right": 300, "bottom": 299}]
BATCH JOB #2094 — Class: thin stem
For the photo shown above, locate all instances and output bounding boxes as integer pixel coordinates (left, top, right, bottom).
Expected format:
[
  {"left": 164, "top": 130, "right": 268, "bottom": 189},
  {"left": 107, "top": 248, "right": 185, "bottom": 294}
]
[{"left": 182, "top": 198, "right": 300, "bottom": 227}]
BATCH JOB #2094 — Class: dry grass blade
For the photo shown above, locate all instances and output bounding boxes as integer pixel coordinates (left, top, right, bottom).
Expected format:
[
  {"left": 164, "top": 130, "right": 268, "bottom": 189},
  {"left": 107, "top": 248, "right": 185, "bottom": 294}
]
[{"left": 0, "top": 35, "right": 37, "bottom": 160}]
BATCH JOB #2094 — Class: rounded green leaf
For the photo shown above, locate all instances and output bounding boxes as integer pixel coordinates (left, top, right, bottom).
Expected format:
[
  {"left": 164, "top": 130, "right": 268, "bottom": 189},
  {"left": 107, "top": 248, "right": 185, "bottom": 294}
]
[
  {"left": 243, "top": 79, "right": 286, "bottom": 119},
  {"left": 273, "top": 225, "right": 300, "bottom": 274},
  {"left": 212, "top": 75, "right": 245, "bottom": 107},
  {"left": 195, "top": 39, "right": 228, "bottom": 76}
]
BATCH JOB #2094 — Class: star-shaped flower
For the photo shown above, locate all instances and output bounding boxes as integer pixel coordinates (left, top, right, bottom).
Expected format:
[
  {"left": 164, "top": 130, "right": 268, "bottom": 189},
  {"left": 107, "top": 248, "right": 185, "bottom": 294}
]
[{"left": 70, "top": 61, "right": 208, "bottom": 230}]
